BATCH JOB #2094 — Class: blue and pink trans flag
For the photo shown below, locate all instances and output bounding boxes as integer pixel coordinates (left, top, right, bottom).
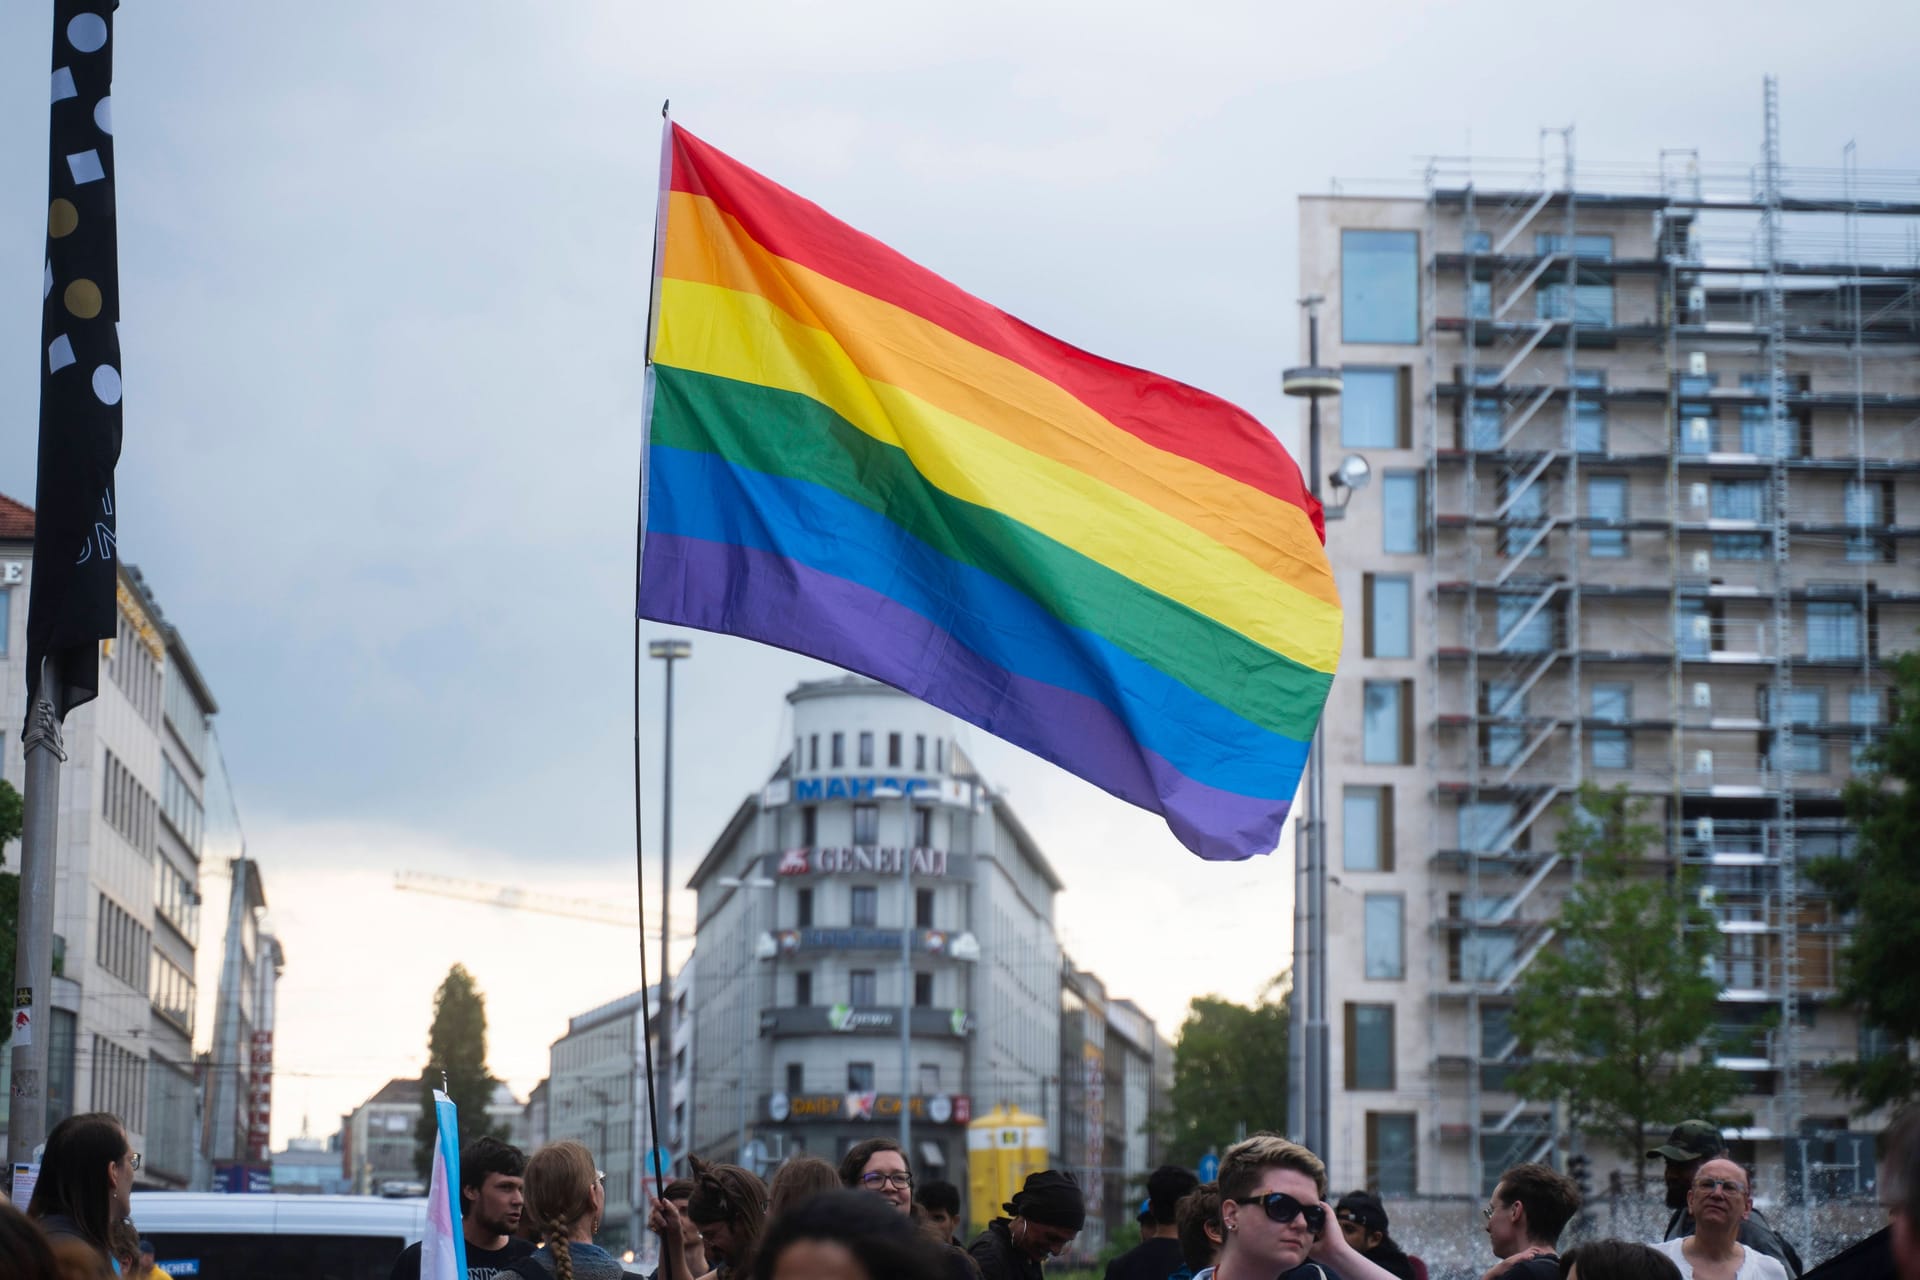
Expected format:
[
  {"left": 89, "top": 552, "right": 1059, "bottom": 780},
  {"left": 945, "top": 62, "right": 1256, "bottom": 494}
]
[{"left": 422, "top": 1090, "right": 468, "bottom": 1280}]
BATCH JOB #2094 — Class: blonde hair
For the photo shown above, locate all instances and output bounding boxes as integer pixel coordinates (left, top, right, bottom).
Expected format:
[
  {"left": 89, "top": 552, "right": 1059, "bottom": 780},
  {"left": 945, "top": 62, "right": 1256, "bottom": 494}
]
[
  {"left": 1218, "top": 1133, "right": 1327, "bottom": 1203},
  {"left": 525, "top": 1141, "right": 599, "bottom": 1280}
]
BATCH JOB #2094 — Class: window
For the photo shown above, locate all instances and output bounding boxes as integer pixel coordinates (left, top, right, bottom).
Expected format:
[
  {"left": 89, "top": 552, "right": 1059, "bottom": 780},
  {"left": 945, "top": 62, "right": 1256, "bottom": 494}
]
[
  {"left": 795, "top": 736, "right": 802, "bottom": 772},
  {"left": 1469, "top": 279, "right": 1492, "bottom": 319},
  {"left": 858, "top": 732, "right": 874, "bottom": 767},
  {"left": 1677, "top": 599, "right": 1716, "bottom": 659},
  {"left": 1465, "top": 231, "right": 1491, "bottom": 253},
  {"left": 1500, "top": 472, "right": 1548, "bottom": 558},
  {"left": 1679, "top": 399, "right": 1718, "bottom": 454},
  {"left": 1342, "top": 368, "right": 1408, "bottom": 449},
  {"left": 851, "top": 886, "right": 878, "bottom": 927},
  {"left": 794, "top": 971, "right": 813, "bottom": 1005},
  {"left": 831, "top": 732, "right": 845, "bottom": 768},
  {"left": 915, "top": 734, "right": 927, "bottom": 771},
  {"left": 1367, "top": 1113, "right": 1418, "bottom": 1196},
  {"left": 809, "top": 735, "right": 819, "bottom": 771},
  {"left": 1775, "top": 687, "right": 1828, "bottom": 773},
  {"left": 1480, "top": 681, "right": 1525, "bottom": 768},
  {"left": 1737, "top": 374, "right": 1805, "bottom": 458},
  {"left": 1381, "top": 471, "right": 1422, "bottom": 554},
  {"left": 919, "top": 1064, "right": 941, "bottom": 1094},
  {"left": 1457, "top": 803, "right": 1513, "bottom": 853},
  {"left": 1711, "top": 479, "right": 1767, "bottom": 523},
  {"left": 915, "top": 888, "right": 935, "bottom": 929},
  {"left": 853, "top": 803, "right": 879, "bottom": 845},
  {"left": 1587, "top": 476, "right": 1627, "bottom": 557},
  {"left": 1365, "top": 575, "right": 1413, "bottom": 659},
  {"left": 801, "top": 805, "right": 818, "bottom": 847},
  {"left": 1364, "top": 895, "right": 1405, "bottom": 980},
  {"left": 849, "top": 970, "right": 877, "bottom": 1006},
  {"left": 1807, "top": 601, "right": 1862, "bottom": 661},
  {"left": 1466, "top": 393, "right": 1503, "bottom": 450},
  {"left": 1713, "top": 532, "right": 1770, "bottom": 561},
  {"left": 1573, "top": 370, "right": 1607, "bottom": 453},
  {"left": 1342, "top": 230, "right": 1420, "bottom": 344},
  {"left": 1846, "top": 480, "right": 1893, "bottom": 563},
  {"left": 847, "top": 1062, "right": 875, "bottom": 1092},
  {"left": 0, "top": 588, "right": 9, "bottom": 655},
  {"left": 1481, "top": 1006, "right": 1517, "bottom": 1091},
  {"left": 1534, "top": 236, "right": 1615, "bottom": 326},
  {"left": 1450, "top": 895, "right": 1519, "bottom": 981},
  {"left": 1591, "top": 682, "right": 1632, "bottom": 769},
  {"left": 1536, "top": 233, "right": 1614, "bottom": 260},
  {"left": 1345, "top": 1004, "right": 1396, "bottom": 1090},
  {"left": 1851, "top": 688, "right": 1883, "bottom": 725},
  {"left": 796, "top": 888, "right": 814, "bottom": 928},
  {"left": 1342, "top": 786, "right": 1393, "bottom": 872},
  {"left": 887, "top": 732, "right": 902, "bottom": 767},
  {"left": 786, "top": 1064, "right": 805, "bottom": 1093},
  {"left": 915, "top": 973, "right": 934, "bottom": 1007},
  {"left": 1362, "top": 680, "right": 1413, "bottom": 765},
  {"left": 1496, "top": 592, "right": 1555, "bottom": 654},
  {"left": 935, "top": 739, "right": 945, "bottom": 773},
  {"left": 914, "top": 806, "right": 933, "bottom": 847}
]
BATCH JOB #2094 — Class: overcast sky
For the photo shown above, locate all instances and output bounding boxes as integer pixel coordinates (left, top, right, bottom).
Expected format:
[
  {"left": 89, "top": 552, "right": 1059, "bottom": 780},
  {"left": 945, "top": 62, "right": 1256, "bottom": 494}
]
[{"left": 5, "top": 1, "right": 1920, "bottom": 1149}]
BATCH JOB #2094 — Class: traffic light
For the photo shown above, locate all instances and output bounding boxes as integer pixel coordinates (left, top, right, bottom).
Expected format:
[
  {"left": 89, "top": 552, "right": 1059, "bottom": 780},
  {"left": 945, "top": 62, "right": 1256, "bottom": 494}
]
[{"left": 1568, "top": 1154, "right": 1592, "bottom": 1199}]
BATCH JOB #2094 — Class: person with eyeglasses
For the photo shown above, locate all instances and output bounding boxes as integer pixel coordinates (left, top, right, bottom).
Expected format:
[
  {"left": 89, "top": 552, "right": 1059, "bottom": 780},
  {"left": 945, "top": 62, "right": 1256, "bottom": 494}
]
[
  {"left": 26, "top": 1112, "right": 136, "bottom": 1269},
  {"left": 1654, "top": 1160, "right": 1788, "bottom": 1280},
  {"left": 1190, "top": 1133, "right": 1403, "bottom": 1280},
  {"left": 1478, "top": 1163, "right": 1579, "bottom": 1280},
  {"left": 839, "top": 1138, "right": 981, "bottom": 1280},
  {"left": 967, "top": 1169, "right": 1086, "bottom": 1280},
  {"left": 1647, "top": 1123, "right": 1800, "bottom": 1278}
]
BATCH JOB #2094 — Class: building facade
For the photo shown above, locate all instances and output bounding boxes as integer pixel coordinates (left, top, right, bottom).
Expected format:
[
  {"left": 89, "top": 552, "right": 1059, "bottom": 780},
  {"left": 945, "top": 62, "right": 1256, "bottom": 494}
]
[
  {"left": 545, "top": 970, "right": 694, "bottom": 1258},
  {"left": 343, "top": 1076, "right": 428, "bottom": 1196},
  {"left": 684, "top": 676, "right": 1164, "bottom": 1240},
  {"left": 1303, "top": 98, "right": 1914, "bottom": 1198},
  {"left": 0, "top": 499, "right": 222, "bottom": 1188}
]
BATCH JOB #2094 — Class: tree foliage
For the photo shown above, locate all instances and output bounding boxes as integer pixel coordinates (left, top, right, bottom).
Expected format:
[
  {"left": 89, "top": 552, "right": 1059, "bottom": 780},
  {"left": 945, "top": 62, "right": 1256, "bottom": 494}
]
[
  {"left": 1156, "top": 975, "right": 1289, "bottom": 1167},
  {"left": 1807, "top": 648, "right": 1920, "bottom": 1110},
  {"left": 1510, "top": 784, "right": 1740, "bottom": 1171},
  {"left": 0, "top": 779, "right": 22, "bottom": 1051},
  {"left": 413, "top": 963, "right": 509, "bottom": 1178}
]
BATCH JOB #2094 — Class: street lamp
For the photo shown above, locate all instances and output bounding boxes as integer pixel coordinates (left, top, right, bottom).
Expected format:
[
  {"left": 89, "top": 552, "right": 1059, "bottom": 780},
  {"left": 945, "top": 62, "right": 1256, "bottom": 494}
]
[
  {"left": 648, "top": 637, "right": 691, "bottom": 1171},
  {"left": 1279, "top": 294, "right": 1346, "bottom": 1160},
  {"left": 718, "top": 860, "right": 777, "bottom": 1161}
]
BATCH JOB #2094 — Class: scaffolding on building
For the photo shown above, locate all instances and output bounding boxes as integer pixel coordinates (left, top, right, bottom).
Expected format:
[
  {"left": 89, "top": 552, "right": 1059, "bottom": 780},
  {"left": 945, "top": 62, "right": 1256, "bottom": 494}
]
[{"left": 1414, "top": 77, "right": 1920, "bottom": 1196}]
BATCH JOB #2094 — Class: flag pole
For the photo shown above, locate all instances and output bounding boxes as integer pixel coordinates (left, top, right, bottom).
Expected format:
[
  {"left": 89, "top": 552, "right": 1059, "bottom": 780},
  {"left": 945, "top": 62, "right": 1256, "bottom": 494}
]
[{"left": 7, "top": 657, "right": 65, "bottom": 1168}]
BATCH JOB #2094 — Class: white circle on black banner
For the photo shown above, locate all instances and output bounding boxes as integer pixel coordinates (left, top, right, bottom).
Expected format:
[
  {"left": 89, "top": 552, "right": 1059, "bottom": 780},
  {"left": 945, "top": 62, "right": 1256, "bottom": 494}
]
[
  {"left": 927, "top": 1094, "right": 952, "bottom": 1124},
  {"left": 768, "top": 1092, "right": 790, "bottom": 1122}
]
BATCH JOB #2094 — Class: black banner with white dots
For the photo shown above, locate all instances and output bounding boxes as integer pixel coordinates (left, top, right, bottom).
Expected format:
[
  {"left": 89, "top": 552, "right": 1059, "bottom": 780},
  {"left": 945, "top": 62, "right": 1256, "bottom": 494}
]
[{"left": 27, "top": 0, "right": 123, "bottom": 722}]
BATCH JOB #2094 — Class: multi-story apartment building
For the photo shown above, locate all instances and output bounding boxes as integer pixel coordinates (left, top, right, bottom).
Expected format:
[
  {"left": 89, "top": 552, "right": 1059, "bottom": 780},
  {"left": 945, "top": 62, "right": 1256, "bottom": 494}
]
[
  {"left": 0, "top": 496, "right": 222, "bottom": 1188},
  {"left": 1304, "top": 90, "right": 1915, "bottom": 1199},
  {"left": 688, "top": 678, "right": 1180, "bottom": 1231}
]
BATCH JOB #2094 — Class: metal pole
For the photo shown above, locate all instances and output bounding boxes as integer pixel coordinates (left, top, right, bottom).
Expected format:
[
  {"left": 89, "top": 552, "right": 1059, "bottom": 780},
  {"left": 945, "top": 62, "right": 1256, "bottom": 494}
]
[
  {"left": 8, "top": 656, "right": 64, "bottom": 1168},
  {"left": 1303, "top": 307, "right": 1331, "bottom": 1160},
  {"left": 649, "top": 639, "right": 690, "bottom": 1171},
  {"left": 899, "top": 802, "right": 913, "bottom": 1154}
]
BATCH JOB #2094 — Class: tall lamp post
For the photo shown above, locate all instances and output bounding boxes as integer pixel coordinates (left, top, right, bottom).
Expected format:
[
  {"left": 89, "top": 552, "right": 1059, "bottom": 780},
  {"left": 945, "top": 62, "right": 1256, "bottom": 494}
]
[
  {"left": 1281, "top": 294, "right": 1370, "bottom": 1160},
  {"left": 649, "top": 637, "right": 692, "bottom": 1170}
]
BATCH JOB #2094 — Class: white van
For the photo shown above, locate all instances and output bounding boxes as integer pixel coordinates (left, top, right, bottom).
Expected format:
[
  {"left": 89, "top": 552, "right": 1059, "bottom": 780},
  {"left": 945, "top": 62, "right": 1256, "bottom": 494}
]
[{"left": 129, "top": 1191, "right": 426, "bottom": 1279}]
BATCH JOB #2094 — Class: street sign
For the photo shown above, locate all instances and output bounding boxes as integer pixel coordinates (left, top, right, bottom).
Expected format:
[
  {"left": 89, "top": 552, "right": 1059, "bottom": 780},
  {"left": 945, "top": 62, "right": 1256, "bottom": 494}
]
[{"left": 1198, "top": 1152, "right": 1219, "bottom": 1183}]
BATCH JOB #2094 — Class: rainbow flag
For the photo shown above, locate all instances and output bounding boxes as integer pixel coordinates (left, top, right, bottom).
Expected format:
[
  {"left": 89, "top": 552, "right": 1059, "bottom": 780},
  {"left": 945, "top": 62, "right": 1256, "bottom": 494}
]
[{"left": 638, "top": 125, "right": 1339, "bottom": 860}]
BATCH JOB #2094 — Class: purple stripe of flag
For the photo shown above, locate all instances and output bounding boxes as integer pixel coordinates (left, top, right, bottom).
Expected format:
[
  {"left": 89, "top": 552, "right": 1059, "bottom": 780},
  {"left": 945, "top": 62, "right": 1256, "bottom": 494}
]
[{"left": 641, "top": 532, "right": 1289, "bottom": 860}]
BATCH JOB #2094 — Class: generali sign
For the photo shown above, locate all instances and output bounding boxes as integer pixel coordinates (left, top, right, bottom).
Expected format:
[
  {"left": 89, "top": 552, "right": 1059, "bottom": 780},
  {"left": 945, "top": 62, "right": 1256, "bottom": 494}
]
[{"left": 777, "top": 846, "right": 948, "bottom": 876}]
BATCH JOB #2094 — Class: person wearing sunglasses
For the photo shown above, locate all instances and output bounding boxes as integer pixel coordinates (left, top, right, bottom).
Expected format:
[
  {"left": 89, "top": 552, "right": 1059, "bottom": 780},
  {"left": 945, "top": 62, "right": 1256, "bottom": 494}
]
[
  {"left": 1194, "top": 1134, "right": 1404, "bottom": 1280},
  {"left": 1479, "top": 1163, "right": 1580, "bottom": 1280},
  {"left": 1654, "top": 1160, "right": 1788, "bottom": 1280},
  {"left": 967, "top": 1169, "right": 1086, "bottom": 1280}
]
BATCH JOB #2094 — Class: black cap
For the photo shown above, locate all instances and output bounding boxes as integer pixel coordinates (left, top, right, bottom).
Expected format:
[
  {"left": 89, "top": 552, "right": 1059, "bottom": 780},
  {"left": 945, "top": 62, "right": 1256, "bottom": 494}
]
[
  {"left": 1006, "top": 1169, "right": 1086, "bottom": 1231},
  {"left": 1335, "top": 1190, "right": 1388, "bottom": 1234},
  {"left": 1146, "top": 1165, "right": 1201, "bottom": 1225},
  {"left": 1646, "top": 1120, "right": 1726, "bottom": 1163}
]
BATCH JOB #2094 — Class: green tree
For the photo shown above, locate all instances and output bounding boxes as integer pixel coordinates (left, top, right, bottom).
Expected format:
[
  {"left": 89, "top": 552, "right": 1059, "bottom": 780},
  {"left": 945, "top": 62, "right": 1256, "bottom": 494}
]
[
  {"left": 0, "top": 779, "right": 22, "bottom": 1051},
  {"left": 1155, "top": 974, "right": 1289, "bottom": 1167},
  {"left": 1510, "top": 784, "right": 1739, "bottom": 1174},
  {"left": 1808, "top": 648, "right": 1920, "bottom": 1110},
  {"left": 413, "top": 963, "right": 509, "bottom": 1178}
]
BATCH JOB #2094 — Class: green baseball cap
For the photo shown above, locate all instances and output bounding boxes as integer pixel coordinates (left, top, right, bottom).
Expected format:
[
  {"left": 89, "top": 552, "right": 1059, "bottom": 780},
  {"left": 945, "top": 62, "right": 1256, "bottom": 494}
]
[{"left": 1646, "top": 1120, "right": 1726, "bottom": 1162}]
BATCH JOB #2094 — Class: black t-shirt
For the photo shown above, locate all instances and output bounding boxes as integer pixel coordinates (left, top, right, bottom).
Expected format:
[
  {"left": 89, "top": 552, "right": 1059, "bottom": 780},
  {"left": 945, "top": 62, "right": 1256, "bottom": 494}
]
[
  {"left": 390, "top": 1237, "right": 538, "bottom": 1280},
  {"left": 1505, "top": 1253, "right": 1561, "bottom": 1280},
  {"left": 1106, "top": 1238, "right": 1187, "bottom": 1280}
]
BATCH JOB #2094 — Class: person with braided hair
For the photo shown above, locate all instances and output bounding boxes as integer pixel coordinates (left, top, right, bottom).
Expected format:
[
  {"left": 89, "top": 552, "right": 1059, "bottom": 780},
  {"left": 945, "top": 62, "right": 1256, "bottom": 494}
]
[
  {"left": 507, "top": 1141, "right": 624, "bottom": 1280},
  {"left": 686, "top": 1159, "right": 770, "bottom": 1278}
]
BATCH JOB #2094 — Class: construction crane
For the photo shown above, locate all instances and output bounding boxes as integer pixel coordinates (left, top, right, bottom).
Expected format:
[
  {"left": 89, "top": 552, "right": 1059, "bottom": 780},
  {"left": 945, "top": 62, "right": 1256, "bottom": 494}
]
[{"left": 393, "top": 871, "right": 691, "bottom": 937}]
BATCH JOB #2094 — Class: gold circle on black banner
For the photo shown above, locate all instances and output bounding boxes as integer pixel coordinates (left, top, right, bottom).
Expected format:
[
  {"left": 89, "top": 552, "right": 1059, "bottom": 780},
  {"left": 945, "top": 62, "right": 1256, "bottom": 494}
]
[
  {"left": 49, "top": 199, "right": 79, "bottom": 238},
  {"left": 65, "top": 278, "right": 103, "bottom": 319}
]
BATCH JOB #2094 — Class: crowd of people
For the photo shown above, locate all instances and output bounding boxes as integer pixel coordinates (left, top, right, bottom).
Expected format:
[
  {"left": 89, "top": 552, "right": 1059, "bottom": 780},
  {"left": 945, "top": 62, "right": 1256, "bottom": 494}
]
[{"left": 0, "top": 1110, "right": 1915, "bottom": 1280}]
